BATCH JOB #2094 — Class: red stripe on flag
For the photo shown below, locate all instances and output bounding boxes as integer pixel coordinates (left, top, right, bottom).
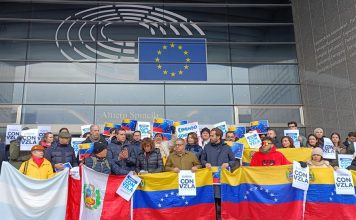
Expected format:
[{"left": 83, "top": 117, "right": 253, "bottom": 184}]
[
  {"left": 66, "top": 176, "right": 82, "bottom": 220},
  {"left": 304, "top": 202, "right": 356, "bottom": 220},
  {"left": 100, "top": 175, "right": 131, "bottom": 220},
  {"left": 221, "top": 201, "right": 303, "bottom": 220},
  {"left": 134, "top": 203, "right": 216, "bottom": 220}
]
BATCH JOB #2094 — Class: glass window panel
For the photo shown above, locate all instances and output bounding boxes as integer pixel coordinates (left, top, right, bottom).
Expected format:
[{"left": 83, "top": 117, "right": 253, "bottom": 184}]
[
  {"left": 162, "top": 6, "right": 227, "bottom": 23},
  {"left": 26, "top": 62, "right": 95, "bottom": 82},
  {"left": 0, "top": 21, "right": 29, "bottom": 39},
  {"left": 229, "top": 25, "right": 295, "bottom": 42},
  {"left": 166, "top": 106, "right": 234, "bottom": 124},
  {"left": 0, "top": 105, "right": 20, "bottom": 124},
  {"left": 96, "top": 84, "right": 164, "bottom": 105},
  {"left": 31, "top": 3, "right": 97, "bottom": 20},
  {"left": 0, "top": 41, "right": 27, "bottom": 60},
  {"left": 207, "top": 43, "right": 230, "bottom": 62},
  {"left": 0, "top": 83, "right": 23, "bottom": 104},
  {"left": 95, "top": 106, "right": 164, "bottom": 124},
  {"left": 237, "top": 107, "right": 301, "bottom": 124},
  {"left": 228, "top": 6, "right": 293, "bottom": 23},
  {"left": 23, "top": 84, "right": 95, "bottom": 104},
  {"left": 0, "top": 61, "right": 25, "bottom": 82},
  {"left": 28, "top": 41, "right": 97, "bottom": 61},
  {"left": 165, "top": 85, "right": 232, "bottom": 105},
  {"left": 22, "top": 105, "right": 94, "bottom": 124},
  {"left": 232, "top": 64, "right": 299, "bottom": 84},
  {"left": 234, "top": 85, "right": 301, "bottom": 105},
  {"left": 227, "top": 0, "right": 290, "bottom": 3},
  {"left": 0, "top": 3, "right": 32, "bottom": 18},
  {"left": 230, "top": 44, "right": 297, "bottom": 63}
]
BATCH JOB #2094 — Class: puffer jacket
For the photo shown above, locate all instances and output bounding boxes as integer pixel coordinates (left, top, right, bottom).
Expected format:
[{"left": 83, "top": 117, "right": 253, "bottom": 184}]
[
  {"left": 45, "top": 143, "right": 78, "bottom": 168},
  {"left": 107, "top": 140, "right": 136, "bottom": 172},
  {"left": 136, "top": 148, "right": 163, "bottom": 173},
  {"left": 185, "top": 144, "right": 203, "bottom": 160}
]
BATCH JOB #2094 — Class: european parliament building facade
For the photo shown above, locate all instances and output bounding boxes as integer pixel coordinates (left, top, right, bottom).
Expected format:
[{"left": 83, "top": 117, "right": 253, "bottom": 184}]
[{"left": 0, "top": 0, "right": 355, "bottom": 137}]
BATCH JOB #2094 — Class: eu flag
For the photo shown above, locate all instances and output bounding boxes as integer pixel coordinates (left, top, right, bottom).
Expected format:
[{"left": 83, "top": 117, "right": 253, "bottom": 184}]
[{"left": 139, "top": 38, "right": 207, "bottom": 80}]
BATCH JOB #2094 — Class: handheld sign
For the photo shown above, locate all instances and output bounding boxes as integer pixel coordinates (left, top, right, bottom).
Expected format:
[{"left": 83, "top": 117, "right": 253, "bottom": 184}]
[
  {"left": 20, "top": 129, "right": 39, "bottom": 151},
  {"left": 116, "top": 171, "right": 142, "bottom": 201},
  {"left": 334, "top": 169, "right": 355, "bottom": 195},
  {"left": 5, "top": 125, "right": 22, "bottom": 145},
  {"left": 37, "top": 125, "right": 51, "bottom": 142},
  {"left": 250, "top": 120, "right": 269, "bottom": 134},
  {"left": 178, "top": 170, "right": 197, "bottom": 196},
  {"left": 338, "top": 154, "right": 353, "bottom": 169},
  {"left": 176, "top": 122, "right": 200, "bottom": 139},
  {"left": 284, "top": 130, "right": 300, "bottom": 148},
  {"left": 323, "top": 138, "right": 336, "bottom": 159},
  {"left": 81, "top": 125, "right": 91, "bottom": 135},
  {"left": 55, "top": 162, "right": 72, "bottom": 173},
  {"left": 226, "top": 141, "right": 244, "bottom": 159},
  {"left": 137, "top": 122, "right": 151, "bottom": 138},
  {"left": 213, "top": 121, "right": 228, "bottom": 134},
  {"left": 71, "top": 138, "right": 86, "bottom": 157},
  {"left": 292, "top": 161, "right": 309, "bottom": 191},
  {"left": 244, "top": 131, "right": 262, "bottom": 149}
]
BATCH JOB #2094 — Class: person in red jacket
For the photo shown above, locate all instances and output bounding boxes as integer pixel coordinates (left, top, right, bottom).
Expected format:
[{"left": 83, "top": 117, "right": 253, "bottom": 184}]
[{"left": 250, "top": 137, "right": 291, "bottom": 166}]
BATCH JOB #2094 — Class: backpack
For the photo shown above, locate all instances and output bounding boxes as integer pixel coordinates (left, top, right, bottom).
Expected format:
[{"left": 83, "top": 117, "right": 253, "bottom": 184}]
[{"left": 91, "top": 157, "right": 110, "bottom": 171}]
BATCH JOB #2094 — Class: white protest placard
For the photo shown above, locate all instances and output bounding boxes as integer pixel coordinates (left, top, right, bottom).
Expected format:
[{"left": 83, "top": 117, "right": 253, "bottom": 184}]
[
  {"left": 70, "top": 166, "right": 80, "bottom": 180},
  {"left": 213, "top": 121, "right": 228, "bottom": 134},
  {"left": 37, "top": 125, "right": 51, "bottom": 142},
  {"left": 176, "top": 122, "right": 200, "bottom": 139},
  {"left": 137, "top": 122, "right": 151, "bottom": 138},
  {"left": 5, "top": 124, "right": 22, "bottom": 145},
  {"left": 323, "top": 138, "right": 336, "bottom": 159},
  {"left": 20, "top": 129, "right": 39, "bottom": 151},
  {"left": 81, "top": 125, "right": 91, "bottom": 135},
  {"left": 334, "top": 169, "right": 355, "bottom": 195},
  {"left": 284, "top": 130, "right": 300, "bottom": 148},
  {"left": 178, "top": 170, "right": 196, "bottom": 196},
  {"left": 116, "top": 171, "right": 142, "bottom": 201},
  {"left": 338, "top": 154, "right": 353, "bottom": 169},
  {"left": 244, "top": 131, "right": 262, "bottom": 149},
  {"left": 71, "top": 138, "right": 85, "bottom": 157},
  {"left": 292, "top": 161, "right": 309, "bottom": 191}
]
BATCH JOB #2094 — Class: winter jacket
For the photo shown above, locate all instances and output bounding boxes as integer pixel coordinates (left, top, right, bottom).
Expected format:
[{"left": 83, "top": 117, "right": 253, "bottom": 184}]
[
  {"left": 82, "top": 135, "right": 108, "bottom": 146},
  {"left": 136, "top": 148, "right": 163, "bottom": 173},
  {"left": 130, "top": 140, "right": 142, "bottom": 157},
  {"left": 200, "top": 142, "right": 238, "bottom": 170},
  {"left": 165, "top": 151, "right": 201, "bottom": 171},
  {"left": 250, "top": 146, "right": 291, "bottom": 166},
  {"left": 45, "top": 143, "right": 78, "bottom": 169},
  {"left": 107, "top": 140, "right": 136, "bottom": 173},
  {"left": 306, "top": 160, "right": 331, "bottom": 168},
  {"left": 9, "top": 139, "right": 31, "bottom": 169},
  {"left": 84, "top": 156, "right": 111, "bottom": 174},
  {"left": 19, "top": 158, "right": 54, "bottom": 179},
  {"left": 185, "top": 144, "right": 203, "bottom": 160}
]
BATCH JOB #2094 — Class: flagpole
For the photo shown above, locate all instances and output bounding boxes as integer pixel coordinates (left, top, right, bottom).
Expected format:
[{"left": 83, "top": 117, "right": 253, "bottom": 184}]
[{"left": 130, "top": 196, "right": 134, "bottom": 220}]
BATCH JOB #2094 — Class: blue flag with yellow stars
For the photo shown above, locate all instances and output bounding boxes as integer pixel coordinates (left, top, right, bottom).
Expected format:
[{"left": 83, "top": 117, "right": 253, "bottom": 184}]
[{"left": 139, "top": 38, "right": 207, "bottom": 80}]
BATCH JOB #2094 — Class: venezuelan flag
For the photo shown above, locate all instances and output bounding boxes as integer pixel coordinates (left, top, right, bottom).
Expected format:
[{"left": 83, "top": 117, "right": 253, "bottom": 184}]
[
  {"left": 221, "top": 165, "right": 304, "bottom": 220},
  {"left": 78, "top": 143, "right": 94, "bottom": 160},
  {"left": 304, "top": 168, "right": 356, "bottom": 219},
  {"left": 153, "top": 118, "right": 173, "bottom": 133},
  {"left": 103, "top": 123, "right": 114, "bottom": 136},
  {"left": 133, "top": 169, "right": 216, "bottom": 220},
  {"left": 121, "top": 119, "right": 137, "bottom": 131},
  {"left": 173, "top": 120, "right": 188, "bottom": 127},
  {"left": 242, "top": 148, "right": 312, "bottom": 165}
]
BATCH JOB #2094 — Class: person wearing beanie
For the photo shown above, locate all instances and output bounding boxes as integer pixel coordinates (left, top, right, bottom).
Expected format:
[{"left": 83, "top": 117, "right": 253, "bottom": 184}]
[
  {"left": 250, "top": 137, "right": 291, "bottom": 166},
  {"left": 306, "top": 147, "right": 331, "bottom": 168},
  {"left": 19, "top": 145, "right": 54, "bottom": 179},
  {"left": 84, "top": 142, "right": 112, "bottom": 174}
]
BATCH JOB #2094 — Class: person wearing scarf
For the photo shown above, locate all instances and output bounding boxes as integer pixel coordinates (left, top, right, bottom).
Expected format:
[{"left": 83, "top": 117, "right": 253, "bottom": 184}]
[{"left": 19, "top": 145, "right": 54, "bottom": 179}]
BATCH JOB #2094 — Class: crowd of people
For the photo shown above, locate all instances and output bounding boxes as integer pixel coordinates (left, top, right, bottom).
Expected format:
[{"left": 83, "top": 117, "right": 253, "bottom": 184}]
[{"left": 3, "top": 121, "right": 356, "bottom": 219}]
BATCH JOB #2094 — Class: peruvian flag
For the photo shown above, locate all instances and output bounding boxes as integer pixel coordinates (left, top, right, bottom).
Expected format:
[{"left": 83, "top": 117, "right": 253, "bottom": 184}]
[{"left": 66, "top": 166, "right": 130, "bottom": 220}]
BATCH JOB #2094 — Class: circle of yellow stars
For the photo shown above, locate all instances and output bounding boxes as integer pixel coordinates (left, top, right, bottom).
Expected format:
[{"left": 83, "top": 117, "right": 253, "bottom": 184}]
[{"left": 155, "top": 42, "right": 191, "bottom": 77}]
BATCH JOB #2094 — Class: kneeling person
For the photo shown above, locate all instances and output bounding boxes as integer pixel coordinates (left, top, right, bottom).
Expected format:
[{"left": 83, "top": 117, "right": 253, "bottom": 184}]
[
  {"left": 165, "top": 138, "right": 201, "bottom": 173},
  {"left": 19, "top": 145, "right": 54, "bottom": 179}
]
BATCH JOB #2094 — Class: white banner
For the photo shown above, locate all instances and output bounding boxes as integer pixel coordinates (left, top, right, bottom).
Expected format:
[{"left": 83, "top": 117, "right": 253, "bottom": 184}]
[
  {"left": 0, "top": 162, "right": 68, "bottom": 219},
  {"left": 323, "top": 138, "right": 336, "bottom": 159},
  {"left": 292, "top": 161, "right": 309, "bottom": 191},
  {"left": 284, "top": 130, "right": 300, "bottom": 148},
  {"left": 334, "top": 169, "right": 355, "bottom": 195},
  {"left": 5, "top": 125, "right": 22, "bottom": 145},
  {"left": 81, "top": 125, "right": 91, "bottom": 135},
  {"left": 136, "top": 122, "right": 151, "bottom": 138},
  {"left": 244, "top": 131, "right": 262, "bottom": 149},
  {"left": 178, "top": 170, "right": 196, "bottom": 196},
  {"left": 20, "top": 129, "right": 39, "bottom": 151},
  {"left": 116, "top": 172, "right": 141, "bottom": 201},
  {"left": 176, "top": 122, "right": 200, "bottom": 139},
  {"left": 338, "top": 154, "right": 353, "bottom": 169},
  {"left": 37, "top": 125, "right": 51, "bottom": 142}
]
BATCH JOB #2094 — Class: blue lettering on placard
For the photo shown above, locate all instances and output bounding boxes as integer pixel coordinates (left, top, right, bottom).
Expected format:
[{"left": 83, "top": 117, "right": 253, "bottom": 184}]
[
  {"left": 247, "top": 135, "right": 260, "bottom": 146},
  {"left": 122, "top": 176, "right": 138, "bottom": 193},
  {"left": 178, "top": 125, "right": 198, "bottom": 133},
  {"left": 21, "top": 136, "right": 37, "bottom": 144}
]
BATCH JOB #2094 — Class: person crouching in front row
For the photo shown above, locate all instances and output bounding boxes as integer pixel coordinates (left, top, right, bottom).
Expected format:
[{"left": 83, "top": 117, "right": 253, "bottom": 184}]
[
  {"left": 306, "top": 147, "right": 331, "bottom": 168},
  {"left": 19, "top": 145, "right": 54, "bottom": 180}
]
